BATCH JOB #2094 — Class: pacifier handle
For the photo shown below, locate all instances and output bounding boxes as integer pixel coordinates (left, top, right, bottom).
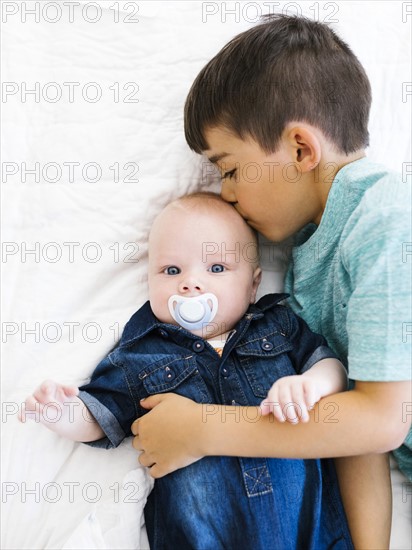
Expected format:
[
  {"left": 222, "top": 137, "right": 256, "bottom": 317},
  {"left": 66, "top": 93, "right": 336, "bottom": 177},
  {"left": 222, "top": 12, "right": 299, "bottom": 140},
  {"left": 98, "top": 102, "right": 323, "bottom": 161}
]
[{"left": 179, "top": 300, "right": 206, "bottom": 322}]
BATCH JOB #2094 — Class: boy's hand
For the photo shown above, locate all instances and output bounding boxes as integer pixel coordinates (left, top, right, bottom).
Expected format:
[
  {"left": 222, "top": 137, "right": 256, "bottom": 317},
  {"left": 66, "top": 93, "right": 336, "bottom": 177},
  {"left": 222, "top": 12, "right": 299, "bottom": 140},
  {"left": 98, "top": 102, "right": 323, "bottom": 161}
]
[
  {"left": 132, "top": 393, "right": 205, "bottom": 478},
  {"left": 259, "top": 375, "right": 320, "bottom": 423},
  {"left": 20, "top": 379, "right": 79, "bottom": 424}
]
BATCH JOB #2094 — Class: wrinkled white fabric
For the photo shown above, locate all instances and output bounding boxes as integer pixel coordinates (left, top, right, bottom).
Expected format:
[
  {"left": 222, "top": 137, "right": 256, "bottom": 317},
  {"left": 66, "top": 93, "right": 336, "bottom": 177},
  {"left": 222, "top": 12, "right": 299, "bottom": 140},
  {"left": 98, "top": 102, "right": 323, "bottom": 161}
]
[{"left": 2, "top": 1, "right": 410, "bottom": 549}]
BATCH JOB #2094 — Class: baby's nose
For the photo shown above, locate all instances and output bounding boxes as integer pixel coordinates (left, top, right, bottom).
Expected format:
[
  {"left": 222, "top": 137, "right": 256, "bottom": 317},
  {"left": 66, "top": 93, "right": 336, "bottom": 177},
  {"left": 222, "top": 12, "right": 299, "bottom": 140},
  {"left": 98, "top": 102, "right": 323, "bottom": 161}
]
[{"left": 178, "top": 277, "right": 203, "bottom": 294}]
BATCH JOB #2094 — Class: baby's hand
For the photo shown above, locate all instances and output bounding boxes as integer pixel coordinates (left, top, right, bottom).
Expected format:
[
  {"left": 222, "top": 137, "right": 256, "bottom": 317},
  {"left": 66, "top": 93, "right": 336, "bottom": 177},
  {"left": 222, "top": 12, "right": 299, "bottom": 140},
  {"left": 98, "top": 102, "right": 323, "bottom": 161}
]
[
  {"left": 259, "top": 376, "right": 320, "bottom": 424},
  {"left": 20, "top": 380, "right": 79, "bottom": 425}
]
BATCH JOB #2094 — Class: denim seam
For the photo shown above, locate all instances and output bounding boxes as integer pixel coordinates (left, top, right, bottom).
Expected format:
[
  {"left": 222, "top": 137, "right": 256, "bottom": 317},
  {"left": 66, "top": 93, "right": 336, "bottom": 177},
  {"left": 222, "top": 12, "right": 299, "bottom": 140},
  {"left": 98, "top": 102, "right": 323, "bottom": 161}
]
[
  {"left": 236, "top": 329, "right": 286, "bottom": 347},
  {"left": 242, "top": 464, "right": 273, "bottom": 497},
  {"left": 138, "top": 355, "right": 194, "bottom": 379}
]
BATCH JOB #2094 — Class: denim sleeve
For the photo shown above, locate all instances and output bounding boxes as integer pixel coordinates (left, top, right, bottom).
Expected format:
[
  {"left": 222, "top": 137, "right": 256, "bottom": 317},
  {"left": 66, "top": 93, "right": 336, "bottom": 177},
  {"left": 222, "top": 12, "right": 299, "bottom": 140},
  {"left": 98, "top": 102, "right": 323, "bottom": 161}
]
[
  {"left": 78, "top": 353, "right": 139, "bottom": 449},
  {"left": 285, "top": 309, "right": 340, "bottom": 374}
]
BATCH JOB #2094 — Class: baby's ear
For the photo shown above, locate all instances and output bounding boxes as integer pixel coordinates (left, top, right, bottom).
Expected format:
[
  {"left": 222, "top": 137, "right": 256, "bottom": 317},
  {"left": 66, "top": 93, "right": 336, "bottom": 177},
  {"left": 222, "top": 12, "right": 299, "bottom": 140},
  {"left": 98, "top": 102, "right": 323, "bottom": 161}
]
[{"left": 250, "top": 267, "right": 262, "bottom": 303}]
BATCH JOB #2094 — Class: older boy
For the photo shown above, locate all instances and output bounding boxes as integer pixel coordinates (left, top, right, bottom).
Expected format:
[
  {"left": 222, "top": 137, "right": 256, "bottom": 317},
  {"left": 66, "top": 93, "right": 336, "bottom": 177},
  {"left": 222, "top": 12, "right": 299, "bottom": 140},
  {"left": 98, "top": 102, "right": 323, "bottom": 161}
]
[{"left": 132, "top": 14, "right": 412, "bottom": 549}]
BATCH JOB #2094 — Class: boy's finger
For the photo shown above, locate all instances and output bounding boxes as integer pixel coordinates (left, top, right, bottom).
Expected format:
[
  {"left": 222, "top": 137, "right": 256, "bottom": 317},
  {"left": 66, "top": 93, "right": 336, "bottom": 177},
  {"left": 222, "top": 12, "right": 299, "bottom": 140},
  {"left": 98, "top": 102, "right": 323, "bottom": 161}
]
[
  {"left": 131, "top": 418, "right": 139, "bottom": 436},
  {"left": 139, "top": 393, "right": 169, "bottom": 410}
]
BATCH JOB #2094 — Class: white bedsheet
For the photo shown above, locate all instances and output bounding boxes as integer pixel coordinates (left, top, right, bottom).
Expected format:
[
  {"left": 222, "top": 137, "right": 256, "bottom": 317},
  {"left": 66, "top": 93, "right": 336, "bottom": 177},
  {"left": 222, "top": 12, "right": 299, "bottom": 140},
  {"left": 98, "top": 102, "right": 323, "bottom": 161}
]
[{"left": 2, "top": 2, "right": 411, "bottom": 549}]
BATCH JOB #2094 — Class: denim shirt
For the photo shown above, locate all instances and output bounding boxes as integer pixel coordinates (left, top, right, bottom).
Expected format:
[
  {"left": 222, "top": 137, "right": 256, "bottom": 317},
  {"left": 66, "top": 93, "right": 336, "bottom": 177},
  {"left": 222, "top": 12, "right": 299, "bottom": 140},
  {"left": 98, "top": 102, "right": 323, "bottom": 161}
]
[{"left": 79, "top": 294, "right": 353, "bottom": 549}]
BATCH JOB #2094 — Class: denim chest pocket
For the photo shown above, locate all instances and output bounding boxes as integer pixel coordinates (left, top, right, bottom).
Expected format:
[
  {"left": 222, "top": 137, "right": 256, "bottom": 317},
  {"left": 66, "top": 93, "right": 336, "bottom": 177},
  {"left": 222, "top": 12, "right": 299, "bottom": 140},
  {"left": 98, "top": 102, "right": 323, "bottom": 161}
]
[
  {"left": 236, "top": 333, "right": 295, "bottom": 398},
  {"left": 139, "top": 354, "right": 212, "bottom": 404}
]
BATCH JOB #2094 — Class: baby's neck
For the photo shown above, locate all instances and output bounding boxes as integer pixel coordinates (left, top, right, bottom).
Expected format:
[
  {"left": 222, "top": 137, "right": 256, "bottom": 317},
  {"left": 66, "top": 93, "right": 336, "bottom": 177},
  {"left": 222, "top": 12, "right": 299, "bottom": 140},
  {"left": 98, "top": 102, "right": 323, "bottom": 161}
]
[{"left": 207, "top": 330, "right": 232, "bottom": 344}]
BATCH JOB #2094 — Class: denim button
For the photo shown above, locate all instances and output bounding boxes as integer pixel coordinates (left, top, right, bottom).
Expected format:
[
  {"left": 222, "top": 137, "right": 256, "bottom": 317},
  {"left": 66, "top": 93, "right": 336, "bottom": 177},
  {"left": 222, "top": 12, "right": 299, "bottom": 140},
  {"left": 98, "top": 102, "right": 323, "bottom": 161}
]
[
  {"left": 222, "top": 367, "right": 229, "bottom": 378},
  {"left": 192, "top": 340, "right": 205, "bottom": 352},
  {"left": 158, "top": 329, "right": 168, "bottom": 338},
  {"left": 164, "top": 367, "right": 175, "bottom": 381},
  {"left": 261, "top": 339, "right": 273, "bottom": 351}
]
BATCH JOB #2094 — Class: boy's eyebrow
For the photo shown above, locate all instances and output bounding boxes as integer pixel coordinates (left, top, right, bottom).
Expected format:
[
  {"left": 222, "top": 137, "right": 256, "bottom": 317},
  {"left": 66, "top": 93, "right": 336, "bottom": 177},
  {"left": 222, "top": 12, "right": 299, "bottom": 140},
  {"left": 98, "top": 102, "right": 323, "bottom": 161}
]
[{"left": 207, "top": 152, "right": 230, "bottom": 165}]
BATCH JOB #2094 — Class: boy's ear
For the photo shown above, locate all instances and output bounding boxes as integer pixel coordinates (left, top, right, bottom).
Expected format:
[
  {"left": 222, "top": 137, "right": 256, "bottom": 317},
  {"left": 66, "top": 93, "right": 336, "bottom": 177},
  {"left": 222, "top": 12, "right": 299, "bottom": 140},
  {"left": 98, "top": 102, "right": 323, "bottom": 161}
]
[
  {"left": 250, "top": 267, "right": 262, "bottom": 303},
  {"left": 284, "top": 125, "right": 321, "bottom": 173}
]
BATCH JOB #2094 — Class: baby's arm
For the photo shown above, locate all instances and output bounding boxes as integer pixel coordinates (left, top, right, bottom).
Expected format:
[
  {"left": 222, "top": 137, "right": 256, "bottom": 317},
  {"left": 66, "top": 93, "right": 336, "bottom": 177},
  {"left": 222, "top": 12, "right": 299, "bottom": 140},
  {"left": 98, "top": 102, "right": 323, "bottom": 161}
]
[
  {"left": 260, "top": 358, "right": 347, "bottom": 423},
  {"left": 21, "top": 380, "right": 104, "bottom": 442}
]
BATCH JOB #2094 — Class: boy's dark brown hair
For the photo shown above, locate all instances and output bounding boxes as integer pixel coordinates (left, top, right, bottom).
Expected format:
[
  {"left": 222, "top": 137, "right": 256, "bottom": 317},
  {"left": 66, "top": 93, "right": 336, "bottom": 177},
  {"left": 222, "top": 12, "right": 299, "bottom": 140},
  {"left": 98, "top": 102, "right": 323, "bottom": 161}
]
[{"left": 184, "top": 14, "right": 371, "bottom": 155}]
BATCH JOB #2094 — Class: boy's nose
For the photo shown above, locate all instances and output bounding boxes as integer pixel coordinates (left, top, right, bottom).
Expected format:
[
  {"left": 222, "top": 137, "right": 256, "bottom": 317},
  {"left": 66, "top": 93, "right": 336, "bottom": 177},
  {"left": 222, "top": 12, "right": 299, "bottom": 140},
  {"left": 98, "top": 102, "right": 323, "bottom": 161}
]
[
  {"left": 178, "top": 277, "right": 204, "bottom": 294},
  {"left": 221, "top": 180, "right": 237, "bottom": 203}
]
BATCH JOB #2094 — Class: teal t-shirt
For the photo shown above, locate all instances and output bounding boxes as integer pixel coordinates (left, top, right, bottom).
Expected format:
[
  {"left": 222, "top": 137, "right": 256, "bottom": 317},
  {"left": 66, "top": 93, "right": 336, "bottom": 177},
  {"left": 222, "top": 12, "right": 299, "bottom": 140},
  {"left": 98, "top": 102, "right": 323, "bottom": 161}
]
[{"left": 284, "top": 157, "right": 412, "bottom": 480}]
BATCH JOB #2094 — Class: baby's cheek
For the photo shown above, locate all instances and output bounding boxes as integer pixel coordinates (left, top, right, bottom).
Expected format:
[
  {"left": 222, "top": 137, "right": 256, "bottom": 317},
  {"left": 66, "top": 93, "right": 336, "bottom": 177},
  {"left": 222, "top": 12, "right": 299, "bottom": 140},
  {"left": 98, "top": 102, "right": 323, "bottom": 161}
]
[
  {"left": 149, "top": 296, "right": 169, "bottom": 323},
  {"left": 214, "top": 307, "right": 237, "bottom": 335}
]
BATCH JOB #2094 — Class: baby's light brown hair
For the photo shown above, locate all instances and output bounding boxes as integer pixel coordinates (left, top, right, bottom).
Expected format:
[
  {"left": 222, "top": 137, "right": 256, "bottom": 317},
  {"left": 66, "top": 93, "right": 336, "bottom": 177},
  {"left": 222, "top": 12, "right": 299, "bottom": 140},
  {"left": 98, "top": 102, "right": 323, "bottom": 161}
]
[{"left": 160, "top": 191, "right": 260, "bottom": 269}]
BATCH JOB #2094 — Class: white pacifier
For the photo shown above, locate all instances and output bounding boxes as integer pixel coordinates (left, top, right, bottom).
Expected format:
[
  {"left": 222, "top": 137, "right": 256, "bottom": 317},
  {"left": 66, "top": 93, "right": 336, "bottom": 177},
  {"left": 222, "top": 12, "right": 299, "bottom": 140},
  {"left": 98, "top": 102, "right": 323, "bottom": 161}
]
[{"left": 168, "top": 293, "right": 218, "bottom": 331}]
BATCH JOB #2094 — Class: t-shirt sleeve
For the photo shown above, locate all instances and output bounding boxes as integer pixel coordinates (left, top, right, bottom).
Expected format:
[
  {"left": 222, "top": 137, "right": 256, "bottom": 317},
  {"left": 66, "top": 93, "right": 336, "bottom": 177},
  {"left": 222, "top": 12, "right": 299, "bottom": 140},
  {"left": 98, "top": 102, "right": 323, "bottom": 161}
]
[
  {"left": 78, "top": 353, "right": 139, "bottom": 449},
  {"left": 342, "top": 200, "right": 412, "bottom": 382},
  {"left": 285, "top": 308, "right": 340, "bottom": 374}
]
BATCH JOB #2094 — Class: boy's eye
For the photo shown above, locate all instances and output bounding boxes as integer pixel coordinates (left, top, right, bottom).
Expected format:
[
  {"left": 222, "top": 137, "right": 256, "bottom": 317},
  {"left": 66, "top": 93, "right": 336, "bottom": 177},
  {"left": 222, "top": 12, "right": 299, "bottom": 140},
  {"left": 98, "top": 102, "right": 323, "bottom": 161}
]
[
  {"left": 164, "top": 266, "right": 180, "bottom": 275},
  {"left": 209, "top": 264, "right": 225, "bottom": 273},
  {"left": 221, "top": 169, "right": 236, "bottom": 181}
]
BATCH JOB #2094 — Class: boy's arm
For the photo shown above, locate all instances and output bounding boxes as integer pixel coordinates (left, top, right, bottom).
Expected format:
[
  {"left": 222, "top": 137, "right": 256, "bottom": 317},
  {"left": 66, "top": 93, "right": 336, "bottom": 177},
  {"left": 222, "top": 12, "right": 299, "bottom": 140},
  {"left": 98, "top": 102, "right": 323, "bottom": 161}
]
[
  {"left": 21, "top": 380, "right": 105, "bottom": 442},
  {"left": 133, "top": 379, "right": 410, "bottom": 474},
  {"left": 334, "top": 454, "right": 392, "bottom": 550},
  {"left": 314, "top": 359, "right": 393, "bottom": 549}
]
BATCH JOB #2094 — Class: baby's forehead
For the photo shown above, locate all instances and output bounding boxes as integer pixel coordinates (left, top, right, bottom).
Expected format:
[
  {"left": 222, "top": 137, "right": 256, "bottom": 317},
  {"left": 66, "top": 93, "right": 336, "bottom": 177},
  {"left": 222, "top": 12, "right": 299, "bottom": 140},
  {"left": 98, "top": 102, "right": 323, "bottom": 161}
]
[
  {"left": 149, "top": 201, "right": 259, "bottom": 267},
  {"left": 151, "top": 201, "right": 253, "bottom": 240}
]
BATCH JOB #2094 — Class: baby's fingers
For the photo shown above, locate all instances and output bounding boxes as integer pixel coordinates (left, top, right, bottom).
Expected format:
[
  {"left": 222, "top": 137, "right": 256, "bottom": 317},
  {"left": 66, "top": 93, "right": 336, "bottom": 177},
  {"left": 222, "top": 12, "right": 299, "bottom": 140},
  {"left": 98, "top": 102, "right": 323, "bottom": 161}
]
[
  {"left": 288, "top": 386, "right": 310, "bottom": 423},
  {"left": 259, "top": 399, "right": 284, "bottom": 422},
  {"left": 33, "top": 380, "right": 78, "bottom": 403},
  {"left": 302, "top": 381, "right": 321, "bottom": 415},
  {"left": 280, "top": 383, "right": 309, "bottom": 424},
  {"left": 62, "top": 385, "right": 79, "bottom": 398},
  {"left": 272, "top": 386, "right": 293, "bottom": 423},
  {"left": 260, "top": 386, "right": 286, "bottom": 422},
  {"left": 259, "top": 399, "right": 272, "bottom": 416},
  {"left": 19, "top": 395, "right": 42, "bottom": 422},
  {"left": 33, "top": 379, "right": 59, "bottom": 403}
]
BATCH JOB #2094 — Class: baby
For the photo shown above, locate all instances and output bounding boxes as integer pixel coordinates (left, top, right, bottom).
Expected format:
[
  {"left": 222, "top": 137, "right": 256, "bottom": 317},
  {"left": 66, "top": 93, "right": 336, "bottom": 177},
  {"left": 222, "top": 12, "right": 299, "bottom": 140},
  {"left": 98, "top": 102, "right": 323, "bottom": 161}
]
[{"left": 23, "top": 192, "right": 353, "bottom": 549}]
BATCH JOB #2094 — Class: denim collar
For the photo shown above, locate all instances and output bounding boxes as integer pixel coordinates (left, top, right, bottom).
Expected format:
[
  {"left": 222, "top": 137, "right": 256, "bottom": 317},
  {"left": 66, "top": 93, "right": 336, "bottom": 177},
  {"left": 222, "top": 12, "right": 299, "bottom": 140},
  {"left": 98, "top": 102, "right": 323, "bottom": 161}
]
[{"left": 120, "top": 293, "right": 289, "bottom": 346}]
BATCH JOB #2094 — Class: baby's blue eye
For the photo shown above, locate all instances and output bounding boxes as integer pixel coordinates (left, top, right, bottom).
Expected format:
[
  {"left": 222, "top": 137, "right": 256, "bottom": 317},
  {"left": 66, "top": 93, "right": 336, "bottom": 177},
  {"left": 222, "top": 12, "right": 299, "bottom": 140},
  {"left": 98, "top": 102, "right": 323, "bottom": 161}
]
[
  {"left": 165, "top": 266, "right": 180, "bottom": 275},
  {"left": 209, "top": 264, "right": 225, "bottom": 273}
]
